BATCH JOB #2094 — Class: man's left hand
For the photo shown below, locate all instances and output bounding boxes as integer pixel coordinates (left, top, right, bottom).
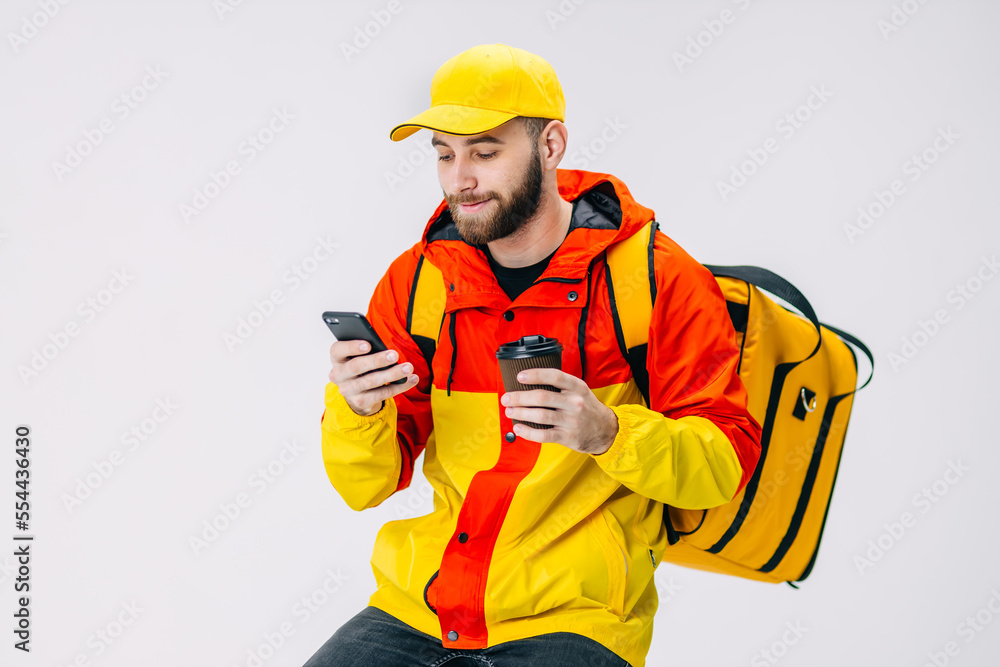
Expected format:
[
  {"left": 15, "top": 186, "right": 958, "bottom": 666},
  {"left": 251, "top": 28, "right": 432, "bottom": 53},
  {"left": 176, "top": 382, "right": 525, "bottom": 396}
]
[{"left": 500, "top": 368, "right": 619, "bottom": 455}]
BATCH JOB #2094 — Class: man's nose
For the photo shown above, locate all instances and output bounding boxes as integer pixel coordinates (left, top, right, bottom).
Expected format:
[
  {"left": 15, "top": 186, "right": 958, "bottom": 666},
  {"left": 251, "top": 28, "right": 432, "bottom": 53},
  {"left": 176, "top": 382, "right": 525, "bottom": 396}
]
[{"left": 443, "top": 154, "right": 477, "bottom": 195}]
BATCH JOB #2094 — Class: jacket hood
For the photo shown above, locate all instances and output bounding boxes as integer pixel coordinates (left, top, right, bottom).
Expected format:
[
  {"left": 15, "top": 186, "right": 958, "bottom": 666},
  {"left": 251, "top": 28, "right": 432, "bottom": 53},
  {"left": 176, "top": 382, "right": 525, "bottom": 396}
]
[{"left": 419, "top": 169, "right": 655, "bottom": 296}]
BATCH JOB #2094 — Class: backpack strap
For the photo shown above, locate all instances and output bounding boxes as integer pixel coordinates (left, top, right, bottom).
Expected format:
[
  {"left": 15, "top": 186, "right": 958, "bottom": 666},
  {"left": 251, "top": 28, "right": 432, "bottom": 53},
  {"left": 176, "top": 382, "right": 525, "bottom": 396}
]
[
  {"left": 405, "top": 253, "right": 447, "bottom": 379},
  {"left": 606, "top": 220, "right": 686, "bottom": 543},
  {"left": 703, "top": 265, "right": 823, "bottom": 366},
  {"left": 819, "top": 321, "right": 875, "bottom": 392},
  {"left": 604, "top": 219, "right": 658, "bottom": 408}
]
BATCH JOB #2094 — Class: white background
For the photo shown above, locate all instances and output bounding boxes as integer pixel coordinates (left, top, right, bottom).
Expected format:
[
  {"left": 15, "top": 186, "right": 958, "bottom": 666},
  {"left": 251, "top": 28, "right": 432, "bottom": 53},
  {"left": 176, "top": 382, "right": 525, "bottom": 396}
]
[{"left": 1, "top": 1, "right": 998, "bottom": 666}]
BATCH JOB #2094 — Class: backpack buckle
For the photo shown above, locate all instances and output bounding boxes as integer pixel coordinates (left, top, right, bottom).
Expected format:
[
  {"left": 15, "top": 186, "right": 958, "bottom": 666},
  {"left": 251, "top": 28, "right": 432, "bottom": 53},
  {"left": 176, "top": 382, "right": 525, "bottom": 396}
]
[
  {"left": 792, "top": 387, "right": 818, "bottom": 420},
  {"left": 801, "top": 387, "right": 817, "bottom": 412}
]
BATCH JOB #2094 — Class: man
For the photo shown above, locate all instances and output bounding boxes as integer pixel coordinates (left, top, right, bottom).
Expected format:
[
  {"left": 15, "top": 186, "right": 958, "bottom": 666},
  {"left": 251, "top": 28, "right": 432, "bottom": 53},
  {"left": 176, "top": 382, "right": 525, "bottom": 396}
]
[{"left": 306, "top": 44, "right": 762, "bottom": 667}]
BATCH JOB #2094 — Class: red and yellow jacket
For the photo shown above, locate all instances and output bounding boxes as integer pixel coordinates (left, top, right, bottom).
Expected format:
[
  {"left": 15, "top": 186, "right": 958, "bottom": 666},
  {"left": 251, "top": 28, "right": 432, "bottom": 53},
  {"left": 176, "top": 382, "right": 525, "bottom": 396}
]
[{"left": 320, "top": 169, "right": 762, "bottom": 667}]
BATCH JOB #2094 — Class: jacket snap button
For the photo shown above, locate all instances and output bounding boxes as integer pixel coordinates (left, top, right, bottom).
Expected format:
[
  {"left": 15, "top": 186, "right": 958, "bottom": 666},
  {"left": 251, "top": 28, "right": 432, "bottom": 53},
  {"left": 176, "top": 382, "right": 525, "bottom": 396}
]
[
  {"left": 503, "top": 310, "right": 514, "bottom": 321},
  {"left": 448, "top": 630, "right": 459, "bottom": 641},
  {"left": 449, "top": 283, "right": 455, "bottom": 292},
  {"left": 567, "top": 291, "right": 578, "bottom": 301},
  {"left": 458, "top": 532, "right": 468, "bottom": 543},
  {"left": 505, "top": 431, "right": 515, "bottom": 442}
]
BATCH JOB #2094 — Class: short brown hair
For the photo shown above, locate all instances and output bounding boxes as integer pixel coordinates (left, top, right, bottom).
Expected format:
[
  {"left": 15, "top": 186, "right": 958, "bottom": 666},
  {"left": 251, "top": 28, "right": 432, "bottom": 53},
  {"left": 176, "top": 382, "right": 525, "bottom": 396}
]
[{"left": 518, "top": 116, "right": 556, "bottom": 146}]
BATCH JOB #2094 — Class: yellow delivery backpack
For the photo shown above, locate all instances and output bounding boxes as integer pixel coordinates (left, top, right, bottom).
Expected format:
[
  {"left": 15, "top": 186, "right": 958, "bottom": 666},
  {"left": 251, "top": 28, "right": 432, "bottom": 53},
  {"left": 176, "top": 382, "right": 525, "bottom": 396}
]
[{"left": 605, "top": 220, "right": 874, "bottom": 585}]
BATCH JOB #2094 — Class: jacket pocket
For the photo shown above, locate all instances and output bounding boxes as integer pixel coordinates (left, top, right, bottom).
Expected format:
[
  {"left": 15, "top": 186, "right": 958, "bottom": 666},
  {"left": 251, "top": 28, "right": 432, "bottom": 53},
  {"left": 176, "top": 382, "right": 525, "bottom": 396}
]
[
  {"left": 634, "top": 496, "right": 668, "bottom": 568},
  {"left": 587, "top": 508, "right": 628, "bottom": 621}
]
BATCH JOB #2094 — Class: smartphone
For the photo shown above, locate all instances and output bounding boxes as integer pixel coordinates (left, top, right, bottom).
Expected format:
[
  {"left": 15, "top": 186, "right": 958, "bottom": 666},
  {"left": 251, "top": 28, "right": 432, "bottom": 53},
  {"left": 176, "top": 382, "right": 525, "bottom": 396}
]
[{"left": 322, "top": 311, "right": 407, "bottom": 385}]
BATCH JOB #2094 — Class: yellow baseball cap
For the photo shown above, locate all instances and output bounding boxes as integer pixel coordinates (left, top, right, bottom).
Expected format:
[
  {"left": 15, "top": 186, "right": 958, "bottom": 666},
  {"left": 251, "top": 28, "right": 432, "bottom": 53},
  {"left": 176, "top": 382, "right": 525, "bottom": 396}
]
[{"left": 389, "top": 43, "right": 565, "bottom": 142}]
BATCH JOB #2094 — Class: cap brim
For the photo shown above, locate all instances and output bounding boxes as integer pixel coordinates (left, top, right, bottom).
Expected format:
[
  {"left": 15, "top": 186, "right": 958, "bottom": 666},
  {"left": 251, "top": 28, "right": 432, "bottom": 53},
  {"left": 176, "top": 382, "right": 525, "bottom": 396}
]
[{"left": 389, "top": 104, "right": 518, "bottom": 142}]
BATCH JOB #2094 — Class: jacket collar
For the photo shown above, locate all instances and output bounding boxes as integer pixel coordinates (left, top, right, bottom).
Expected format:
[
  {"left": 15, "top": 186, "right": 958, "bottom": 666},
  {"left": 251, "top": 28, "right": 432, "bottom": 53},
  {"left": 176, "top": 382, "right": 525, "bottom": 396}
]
[{"left": 419, "top": 169, "right": 655, "bottom": 310}]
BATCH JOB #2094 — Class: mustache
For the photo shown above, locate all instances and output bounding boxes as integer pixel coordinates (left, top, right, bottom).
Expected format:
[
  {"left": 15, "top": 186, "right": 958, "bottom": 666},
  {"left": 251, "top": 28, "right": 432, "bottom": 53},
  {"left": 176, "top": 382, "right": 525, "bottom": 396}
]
[{"left": 448, "top": 194, "right": 494, "bottom": 205}]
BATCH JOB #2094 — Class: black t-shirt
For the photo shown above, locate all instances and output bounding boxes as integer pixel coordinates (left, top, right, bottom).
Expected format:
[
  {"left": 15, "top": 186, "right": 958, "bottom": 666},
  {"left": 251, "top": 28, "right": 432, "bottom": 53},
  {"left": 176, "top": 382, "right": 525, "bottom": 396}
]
[{"left": 484, "top": 245, "right": 557, "bottom": 301}]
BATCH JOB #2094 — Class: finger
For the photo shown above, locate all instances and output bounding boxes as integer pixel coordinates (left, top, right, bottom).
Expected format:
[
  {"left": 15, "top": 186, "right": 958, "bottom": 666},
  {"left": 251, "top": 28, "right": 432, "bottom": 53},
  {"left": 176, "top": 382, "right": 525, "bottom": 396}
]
[
  {"left": 512, "top": 422, "right": 562, "bottom": 445},
  {"left": 331, "top": 344, "right": 389, "bottom": 384},
  {"left": 347, "top": 349, "right": 401, "bottom": 379},
  {"left": 503, "top": 388, "right": 569, "bottom": 410},
  {"left": 349, "top": 373, "right": 420, "bottom": 413},
  {"left": 515, "top": 367, "right": 575, "bottom": 390},
  {"left": 330, "top": 339, "right": 370, "bottom": 364},
  {"left": 505, "top": 406, "right": 559, "bottom": 427},
  {"left": 347, "top": 360, "right": 413, "bottom": 393},
  {"left": 344, "top": 371, "right": 418, "bottom": 408},
  {"left": 364, "top": 373, "right": 420, "bottom": 402}
]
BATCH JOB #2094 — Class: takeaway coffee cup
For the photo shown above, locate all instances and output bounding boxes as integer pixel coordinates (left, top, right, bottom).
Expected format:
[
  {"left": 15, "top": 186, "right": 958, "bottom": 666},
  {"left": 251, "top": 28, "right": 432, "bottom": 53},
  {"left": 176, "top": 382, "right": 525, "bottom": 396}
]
[{"left": 496, "top": 335, "right": 563, "bottom": 430}]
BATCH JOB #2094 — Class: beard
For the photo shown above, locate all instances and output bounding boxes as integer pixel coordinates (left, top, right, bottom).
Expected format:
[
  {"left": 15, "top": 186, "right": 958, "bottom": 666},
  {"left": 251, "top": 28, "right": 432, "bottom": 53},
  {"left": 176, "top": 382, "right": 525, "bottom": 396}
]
[{"left": 445, "top": 143, "right": 544, "bottom": 246}]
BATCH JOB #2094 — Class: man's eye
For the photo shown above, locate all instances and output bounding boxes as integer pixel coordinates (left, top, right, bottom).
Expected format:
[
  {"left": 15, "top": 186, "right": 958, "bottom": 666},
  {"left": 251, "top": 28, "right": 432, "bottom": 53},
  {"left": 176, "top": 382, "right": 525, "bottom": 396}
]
[{"left": 437, "top": 152, "right": 495, "bottom": 162}]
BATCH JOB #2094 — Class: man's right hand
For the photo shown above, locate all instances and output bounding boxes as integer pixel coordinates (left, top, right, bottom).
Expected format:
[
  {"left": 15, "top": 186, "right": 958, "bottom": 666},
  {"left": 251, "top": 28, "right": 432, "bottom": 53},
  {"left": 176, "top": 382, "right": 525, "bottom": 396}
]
[{"left": 329, "top": 340, "right": 419, "bottom": 416}]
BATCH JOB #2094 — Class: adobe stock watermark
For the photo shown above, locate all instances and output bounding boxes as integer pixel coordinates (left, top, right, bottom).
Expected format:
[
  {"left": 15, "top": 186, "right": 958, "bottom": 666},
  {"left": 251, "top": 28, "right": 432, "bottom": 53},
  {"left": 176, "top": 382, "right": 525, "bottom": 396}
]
[
  {"left": 544, "top": 0, "right": 588, "bottom": 31},
  {"left": 233, "top": 566, "right": 350, "bottom": 667},
  {"left": 877, "top": 0, "right": 933, "bottom": 40},
  {"left": 223, "top": 235, "right": 340, "bottom": 351},
  {"left": 887, "top": 254, "right": 997, "bottom": 372},
  {"left": 653, "top": 571, "right": 682, "bottom": 606},
  {"left": 61, "top": 398, "right": 178, "bottom": 514},
  {"left": 616, "top": 571, "right": 684, "bottom": 632},
  {"left": 339, "top": 0, "right": 404, "bottom": 63},
  {"left": 17, "top": 268, "right": 135, "bottom": 385},
  {"left": 721, "top": 434, "right": 838, "bottom": 527},
  {"left": 189, "top": 439, "right": 306, "bottom": 556},
  {"left": 7, "top": 0, "right": 73, "bottom": 55},
  {"left": 673, "top": 0, "right": 758, "bottom": 73},
  {"left": 385, "top": 135, "right": 436, "bottom": 192},
  {"left": 750, "top": 620, "right": 808, "bottom": 667},
  {"left": 843, "top": 126, "right": 958, "bottom": 244},
  {"left": 178, "top": 107, "right": 295, "bottom": 224},
  {"left": 918, "top": 587, "right": 1000, "bottom": 667},
  {"left": 51, "top": 65, "right": 170, "bottom": 182},
  {"left": 214, "top": 0, "right": 249, "bottom": 21},
  {"left": 55, "top": 601, "right": 144, "bottom": 667},
  {"left": 853, "top": 459, "right": 968, "bottom": 575},
  {"left": 716, "top": 84, "right": 833, "bottom": 202},
  {"left": 517, "top": 473, "right": 624, "bottom": 567},
  {"left": 0, "top": 555, "right": 18, "bottom": 587},
  {"left": 567, "top": 117, "right": 628, "bottom": 169},
  {"left": 392, "top": 479, "right": 434, "bottom": 519}
]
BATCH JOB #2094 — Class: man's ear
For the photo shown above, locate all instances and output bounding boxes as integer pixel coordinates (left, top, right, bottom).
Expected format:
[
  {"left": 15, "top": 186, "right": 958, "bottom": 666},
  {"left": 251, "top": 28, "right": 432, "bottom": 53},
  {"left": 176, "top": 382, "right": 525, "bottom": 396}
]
[{"left": 540, "top": 120, "right": 568, "bottom": 168}]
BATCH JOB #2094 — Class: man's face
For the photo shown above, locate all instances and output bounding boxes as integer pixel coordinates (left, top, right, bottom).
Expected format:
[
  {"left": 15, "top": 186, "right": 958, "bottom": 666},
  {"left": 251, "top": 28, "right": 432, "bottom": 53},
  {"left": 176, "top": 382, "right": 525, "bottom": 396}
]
[{"left": 433, "top": 120, "right": 543, "bottom": 246}]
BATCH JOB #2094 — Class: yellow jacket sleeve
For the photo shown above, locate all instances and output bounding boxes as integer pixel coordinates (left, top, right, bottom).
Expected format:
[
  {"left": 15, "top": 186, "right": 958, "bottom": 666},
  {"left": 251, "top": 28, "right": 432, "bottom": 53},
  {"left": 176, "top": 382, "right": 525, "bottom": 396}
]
[
  {"left": 320, "top": 382, "right": 403, "bottom": 512},
  {"left": 592, "top": 404, "right": 744, "bottom": 510}
]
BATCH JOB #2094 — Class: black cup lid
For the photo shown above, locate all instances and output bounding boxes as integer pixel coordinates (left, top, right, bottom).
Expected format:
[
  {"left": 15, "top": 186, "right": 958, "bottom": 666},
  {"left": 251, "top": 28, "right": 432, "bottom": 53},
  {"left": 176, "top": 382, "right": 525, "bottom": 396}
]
[{"left": 496, "top": 335, "right": 563, "bottom": 359}]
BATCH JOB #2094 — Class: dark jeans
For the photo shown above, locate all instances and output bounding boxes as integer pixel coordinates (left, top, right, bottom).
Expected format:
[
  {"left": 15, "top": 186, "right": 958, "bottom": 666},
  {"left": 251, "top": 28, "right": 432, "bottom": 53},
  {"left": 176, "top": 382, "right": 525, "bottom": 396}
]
[{"left": 303, "top": 606, "right": 632, "bottom": 667}]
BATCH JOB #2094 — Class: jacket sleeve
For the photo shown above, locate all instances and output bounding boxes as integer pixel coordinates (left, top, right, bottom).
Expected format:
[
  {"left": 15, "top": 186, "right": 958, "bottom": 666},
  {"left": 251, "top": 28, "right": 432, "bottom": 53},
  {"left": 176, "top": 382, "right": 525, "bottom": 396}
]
[
  {"left": 320, "top": 245, "right": 434, "bottom": 512},
  {"left": 592, "top": 231, "right": 762, "bottom": 510}
]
